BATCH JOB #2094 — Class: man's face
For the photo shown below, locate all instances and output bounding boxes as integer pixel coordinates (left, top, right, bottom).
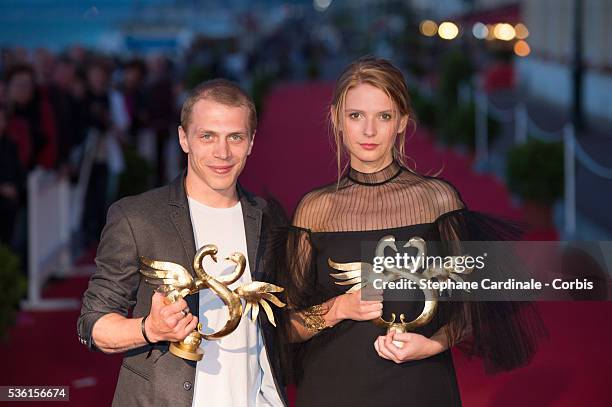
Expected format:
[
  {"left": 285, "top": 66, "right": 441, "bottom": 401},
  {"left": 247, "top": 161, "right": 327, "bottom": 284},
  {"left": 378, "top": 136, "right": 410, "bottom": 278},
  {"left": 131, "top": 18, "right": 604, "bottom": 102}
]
[
  {"left": 8, "top": 72, "right": 34, "bottom": 106},
  {"left": 53, "top": 61, "right": 76, "bottom": 89},
  {"left": 87, "top": 66, "right": 108, "bottom": 94},
  {"left": 178, "top": 98, "right": 254, "bottom": 197}
]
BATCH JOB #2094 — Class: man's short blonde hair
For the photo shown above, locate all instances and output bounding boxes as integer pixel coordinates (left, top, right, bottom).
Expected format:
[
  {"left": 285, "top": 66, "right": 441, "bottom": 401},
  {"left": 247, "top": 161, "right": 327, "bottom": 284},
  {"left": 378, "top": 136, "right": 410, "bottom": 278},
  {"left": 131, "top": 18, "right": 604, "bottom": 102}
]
[{"left": 180, "top": 78, "right": 257, "bottom": 135}]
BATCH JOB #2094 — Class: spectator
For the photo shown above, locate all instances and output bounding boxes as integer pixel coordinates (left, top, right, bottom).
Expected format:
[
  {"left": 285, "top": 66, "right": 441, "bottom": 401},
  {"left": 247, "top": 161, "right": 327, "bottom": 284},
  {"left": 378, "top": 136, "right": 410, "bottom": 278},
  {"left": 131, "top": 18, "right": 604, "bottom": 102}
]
[
  {"left": 146, "top": 54, "right": 175, "bottom": 185},
  {"left": 0, "top": 106, "right": 24, "bottom": 246},
  {"left": 121, "top": 59, "right": 149, "bottom": 139},
  {"left": 5, "top": 64, "right": 49, "bottom": 170},
  {"left": 82, "top": 59, "right": 125, "bottom": 245},
  {"left": 50, "top": 57, "right": 87, "bottom": 173}
]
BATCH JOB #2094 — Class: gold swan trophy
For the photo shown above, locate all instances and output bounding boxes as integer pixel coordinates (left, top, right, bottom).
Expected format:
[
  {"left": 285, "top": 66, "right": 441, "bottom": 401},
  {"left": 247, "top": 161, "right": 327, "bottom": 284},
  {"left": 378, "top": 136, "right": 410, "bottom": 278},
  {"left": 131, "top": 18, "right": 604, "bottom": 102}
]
[
  {"left": 329, "top": 236, "right": 473, "bottom": 346},
  {"left": 139, "top": 244, "right": 285, "bottom": 361}
]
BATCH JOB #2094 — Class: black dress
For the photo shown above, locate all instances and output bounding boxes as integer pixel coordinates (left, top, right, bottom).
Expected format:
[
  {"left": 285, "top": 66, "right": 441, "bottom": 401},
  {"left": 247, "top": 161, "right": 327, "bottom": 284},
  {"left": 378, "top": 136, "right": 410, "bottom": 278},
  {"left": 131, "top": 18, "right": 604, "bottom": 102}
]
[{"left": 276, "top": 161, "right": 543, "bottom": 407}]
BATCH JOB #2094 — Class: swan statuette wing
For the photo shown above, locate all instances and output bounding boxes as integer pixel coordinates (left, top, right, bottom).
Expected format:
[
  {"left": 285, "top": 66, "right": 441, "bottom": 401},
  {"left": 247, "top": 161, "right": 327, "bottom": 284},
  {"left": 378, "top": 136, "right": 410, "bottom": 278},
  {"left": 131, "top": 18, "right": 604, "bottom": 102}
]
[
  {"left": 234, "top": 281, "right": 286, "bottom": 327},
  {"left": 139, "top": 257, "right": 197, "bottom": 302},
  {"left": 328, "top": 259, "right": 374, "bottom": 293}
]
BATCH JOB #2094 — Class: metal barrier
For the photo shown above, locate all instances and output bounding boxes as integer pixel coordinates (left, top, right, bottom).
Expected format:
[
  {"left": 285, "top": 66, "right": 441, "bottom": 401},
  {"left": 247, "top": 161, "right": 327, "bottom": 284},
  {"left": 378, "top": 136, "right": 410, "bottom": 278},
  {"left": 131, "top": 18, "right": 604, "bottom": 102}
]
[
  {"left": 22, "top": 169, "right": 79, "bottom": 310},
  {"left": 474, "top": 89, "right": 612, "bottom": 238},
  {"left": 21, "top": 131, "right": 98, "bottom": 310}
]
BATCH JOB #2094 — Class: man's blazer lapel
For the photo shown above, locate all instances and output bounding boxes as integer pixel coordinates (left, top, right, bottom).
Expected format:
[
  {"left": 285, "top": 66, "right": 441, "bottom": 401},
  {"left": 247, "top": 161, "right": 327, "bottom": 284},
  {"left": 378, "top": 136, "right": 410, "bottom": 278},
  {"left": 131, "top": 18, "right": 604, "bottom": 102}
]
[
  {"left": 239, "top": 186, "right": 263, "bottom": 281},
  {"left": 167, "top": 173, "right": 199, "bottom": 315}
]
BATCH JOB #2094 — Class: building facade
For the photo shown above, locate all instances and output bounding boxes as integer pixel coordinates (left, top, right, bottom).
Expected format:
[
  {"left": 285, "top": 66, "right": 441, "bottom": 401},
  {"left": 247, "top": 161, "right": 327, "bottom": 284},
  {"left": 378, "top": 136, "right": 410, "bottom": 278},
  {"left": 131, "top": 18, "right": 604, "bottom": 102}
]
[{"left": 518, "top": 0, "right": 612, "bottom": 123}]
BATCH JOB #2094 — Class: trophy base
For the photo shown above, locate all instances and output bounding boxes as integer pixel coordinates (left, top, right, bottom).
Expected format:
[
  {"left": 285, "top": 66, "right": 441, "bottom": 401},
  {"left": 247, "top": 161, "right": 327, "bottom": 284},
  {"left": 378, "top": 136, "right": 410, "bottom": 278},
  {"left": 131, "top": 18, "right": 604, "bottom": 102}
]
[
  {"left": 169, "top": 342, "right": 204, "bottom": 361},
  {"left": 388, "top": 321, "right": 408, "bottom": 349}
]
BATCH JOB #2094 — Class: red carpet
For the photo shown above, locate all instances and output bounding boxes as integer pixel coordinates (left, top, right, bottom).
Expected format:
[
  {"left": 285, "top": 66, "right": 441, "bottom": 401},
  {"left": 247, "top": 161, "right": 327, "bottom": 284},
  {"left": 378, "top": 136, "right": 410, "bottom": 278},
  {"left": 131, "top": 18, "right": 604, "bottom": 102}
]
[
  {"left": 0, "top": 276, "right": 122, "bottom": 407},
  {"left": 2, "top": 82, "right": 610, "bottom": 406}
]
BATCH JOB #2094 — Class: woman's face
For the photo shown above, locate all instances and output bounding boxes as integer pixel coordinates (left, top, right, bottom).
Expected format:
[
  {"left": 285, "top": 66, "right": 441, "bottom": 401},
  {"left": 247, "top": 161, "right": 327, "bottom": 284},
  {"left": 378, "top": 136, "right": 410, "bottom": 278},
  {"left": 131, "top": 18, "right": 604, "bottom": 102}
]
[{"left": 340, "top": 83, "right": 407, "bottom": 173}]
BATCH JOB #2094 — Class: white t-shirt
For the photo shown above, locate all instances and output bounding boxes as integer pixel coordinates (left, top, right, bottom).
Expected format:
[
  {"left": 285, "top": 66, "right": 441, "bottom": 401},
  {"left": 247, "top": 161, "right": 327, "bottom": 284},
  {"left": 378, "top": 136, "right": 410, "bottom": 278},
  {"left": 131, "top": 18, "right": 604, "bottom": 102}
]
[{"left": 188, "top": 197, "right": 283, "bottom": 407}]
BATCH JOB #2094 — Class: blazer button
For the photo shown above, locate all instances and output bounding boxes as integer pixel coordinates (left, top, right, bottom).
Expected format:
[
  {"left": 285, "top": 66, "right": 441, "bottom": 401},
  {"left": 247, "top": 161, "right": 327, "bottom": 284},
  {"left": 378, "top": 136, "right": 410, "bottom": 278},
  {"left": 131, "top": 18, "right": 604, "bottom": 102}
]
[{"left": 183, "top": 381, "right": 192, "bottom": 391}]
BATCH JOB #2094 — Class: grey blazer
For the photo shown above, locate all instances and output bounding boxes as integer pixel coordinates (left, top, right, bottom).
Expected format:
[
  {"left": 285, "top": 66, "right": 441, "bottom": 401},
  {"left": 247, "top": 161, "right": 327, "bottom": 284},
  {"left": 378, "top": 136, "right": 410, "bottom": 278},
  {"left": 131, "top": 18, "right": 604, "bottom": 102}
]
[{"left": 77, "top": 172, "right": 287, "bottom": 406}]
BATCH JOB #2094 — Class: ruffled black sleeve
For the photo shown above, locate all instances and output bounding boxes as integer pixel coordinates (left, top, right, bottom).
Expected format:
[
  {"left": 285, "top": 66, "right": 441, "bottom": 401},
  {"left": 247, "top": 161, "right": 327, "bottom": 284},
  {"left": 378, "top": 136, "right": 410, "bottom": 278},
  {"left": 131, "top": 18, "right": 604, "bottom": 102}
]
[
  {"left": 271, "top": 224, "right": 323, "bottom": 385},
  {"left": 432, "top": 209, "right": 547, "bottom": 373}
]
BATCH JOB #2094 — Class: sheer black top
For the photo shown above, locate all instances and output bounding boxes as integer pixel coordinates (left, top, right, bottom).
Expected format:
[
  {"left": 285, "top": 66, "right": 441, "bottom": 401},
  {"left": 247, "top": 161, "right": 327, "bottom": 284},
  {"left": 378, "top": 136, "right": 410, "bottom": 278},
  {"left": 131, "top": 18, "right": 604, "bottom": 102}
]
[{"left": 276, "top": 161, "right": 543, "bottom": 407}]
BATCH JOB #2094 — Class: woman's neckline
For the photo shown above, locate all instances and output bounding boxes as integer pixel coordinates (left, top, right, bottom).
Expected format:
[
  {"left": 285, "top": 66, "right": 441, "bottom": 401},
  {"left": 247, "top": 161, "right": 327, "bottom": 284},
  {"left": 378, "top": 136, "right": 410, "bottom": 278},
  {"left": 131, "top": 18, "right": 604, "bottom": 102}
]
[{"left": 347, "top": 161, "right": 402, "bottom": 185}]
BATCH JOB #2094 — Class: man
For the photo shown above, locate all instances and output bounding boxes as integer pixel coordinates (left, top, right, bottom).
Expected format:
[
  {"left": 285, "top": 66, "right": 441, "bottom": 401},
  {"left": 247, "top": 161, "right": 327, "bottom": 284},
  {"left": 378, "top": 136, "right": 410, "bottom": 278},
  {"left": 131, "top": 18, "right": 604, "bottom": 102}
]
[
  {"left": 78, "top": 79, "right": 286, "bottom": 406},
  {"left": 0, "top": 106, "right": 24, "bottom": 245}
]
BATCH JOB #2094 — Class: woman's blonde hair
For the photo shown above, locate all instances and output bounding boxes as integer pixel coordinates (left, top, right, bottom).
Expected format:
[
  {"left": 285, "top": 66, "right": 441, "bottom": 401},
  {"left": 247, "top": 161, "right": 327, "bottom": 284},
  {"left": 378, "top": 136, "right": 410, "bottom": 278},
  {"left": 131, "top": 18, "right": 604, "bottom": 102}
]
[{"left": 329, "top": 56, "right": 415, "bottom": 178}]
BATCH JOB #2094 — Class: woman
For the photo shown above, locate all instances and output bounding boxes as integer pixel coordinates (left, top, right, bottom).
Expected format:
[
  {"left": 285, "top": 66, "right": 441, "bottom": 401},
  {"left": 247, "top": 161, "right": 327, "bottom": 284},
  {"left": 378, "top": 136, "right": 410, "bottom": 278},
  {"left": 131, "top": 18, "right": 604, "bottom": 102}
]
[{"left": 277, "top": 57, "right": 542, "bottom": 406}]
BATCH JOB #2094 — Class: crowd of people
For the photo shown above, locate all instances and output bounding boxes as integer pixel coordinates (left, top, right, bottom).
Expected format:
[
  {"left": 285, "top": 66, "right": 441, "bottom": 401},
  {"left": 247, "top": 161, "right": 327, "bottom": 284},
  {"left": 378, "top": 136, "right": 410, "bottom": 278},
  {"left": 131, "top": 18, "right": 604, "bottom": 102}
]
[
  {"left": 0, "top": 16, "right": 335, "bottom": 272},
  {"left": 0, "top": 46, "right": 183, "bottom": 263}
]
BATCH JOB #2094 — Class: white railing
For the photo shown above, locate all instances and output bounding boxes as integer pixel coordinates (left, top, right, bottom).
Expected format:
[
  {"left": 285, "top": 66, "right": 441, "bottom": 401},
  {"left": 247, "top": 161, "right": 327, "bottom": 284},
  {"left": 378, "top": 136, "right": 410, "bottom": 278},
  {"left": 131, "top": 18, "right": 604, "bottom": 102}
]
[
  {"left": 22, "top": 168, "right": 78, "bottom": 310},
  {"left": 71, "top": 131, "right": 99, "bottom": 233},
  {"left": 474, "top": 88, "right": 612, "bottom": 238},
  {"left": 21, "top": 131, "right": 98, "bottom": 310}
]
